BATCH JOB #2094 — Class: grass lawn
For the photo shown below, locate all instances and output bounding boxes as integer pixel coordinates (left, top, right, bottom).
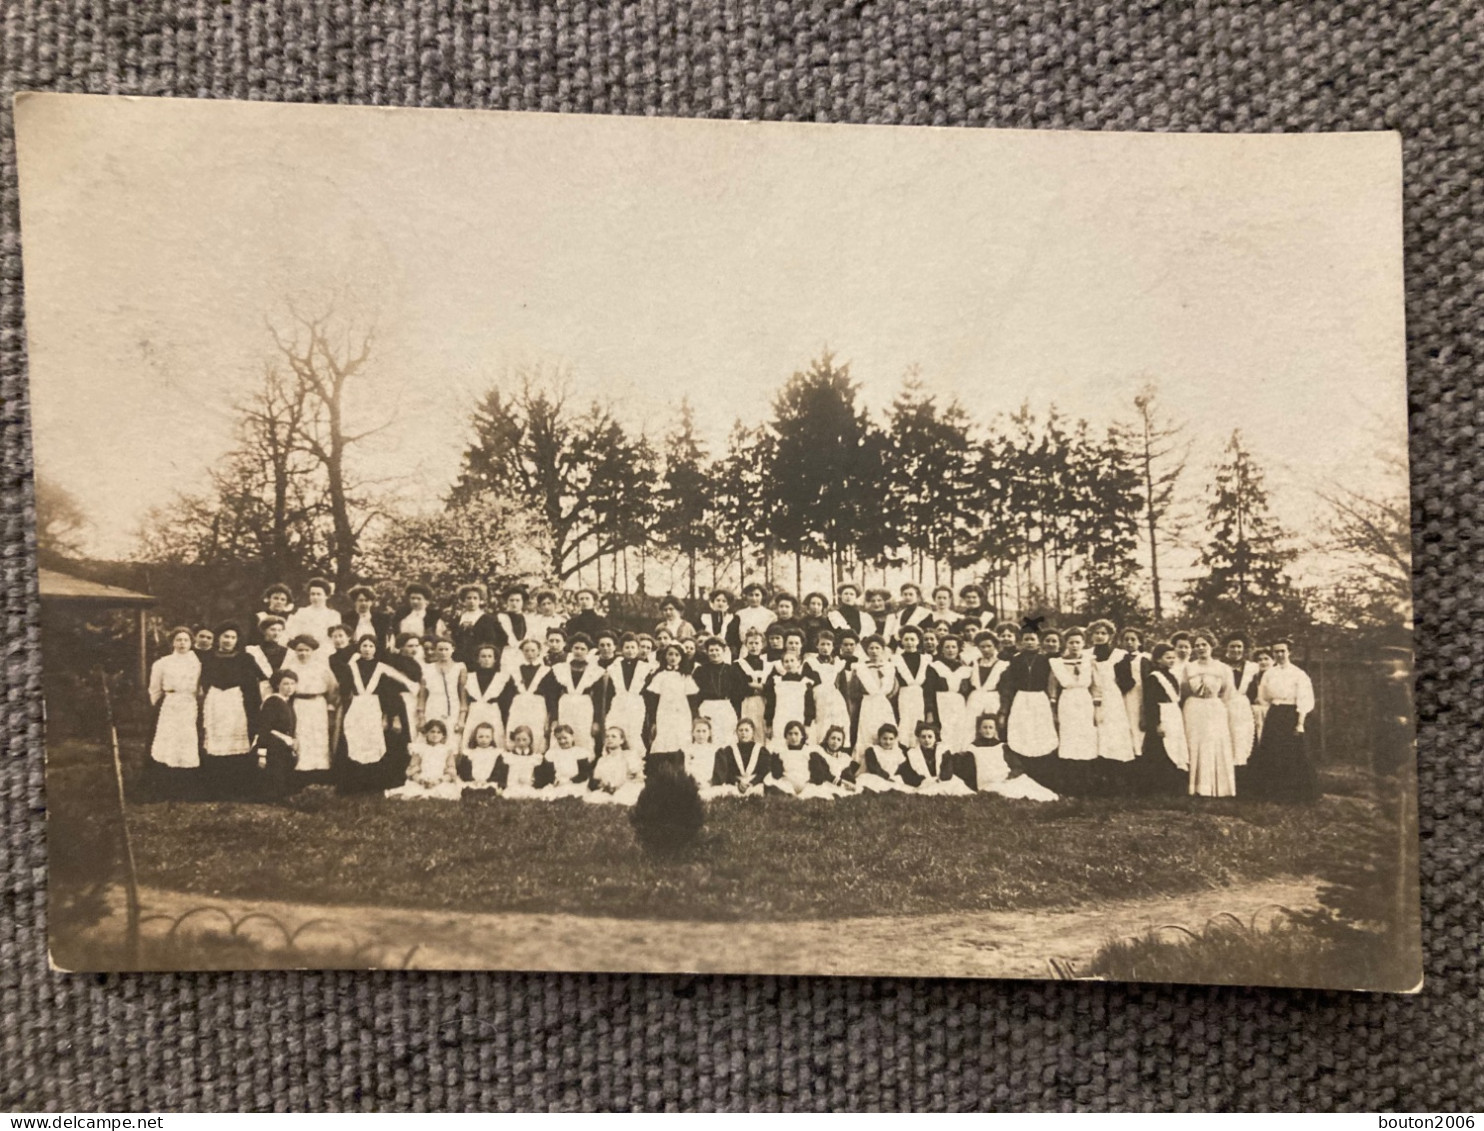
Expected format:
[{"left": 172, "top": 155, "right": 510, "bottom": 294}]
[{"left": 111, "top": 783, "right": 1383, "bottom": 923}]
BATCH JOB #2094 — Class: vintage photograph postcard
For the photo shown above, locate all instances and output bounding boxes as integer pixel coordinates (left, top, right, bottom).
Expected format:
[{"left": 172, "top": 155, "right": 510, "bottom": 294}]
[{"left": 15, "top": 93, "right": 1418, "bottom": 988}]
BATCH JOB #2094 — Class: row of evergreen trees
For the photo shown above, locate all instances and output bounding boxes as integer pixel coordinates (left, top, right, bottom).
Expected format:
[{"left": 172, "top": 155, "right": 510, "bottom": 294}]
[{"left": 446, "top": 354, "right": 1306, "bottom": 632}]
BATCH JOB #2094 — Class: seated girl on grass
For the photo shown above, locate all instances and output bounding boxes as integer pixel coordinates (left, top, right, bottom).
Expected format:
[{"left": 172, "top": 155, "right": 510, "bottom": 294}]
[
  {"left": 951, "top": 714, "right": 1059, "bottom": 801},
  {"left": 804, "top": 725, "right": 859, "bottom": 799},
  {"left": 903, "top": 720, "right": 974, "bottom": 796},
  {"left": 708, "top": 717, "right": 771, "bottom": 798},
  {"left": 457, "top": 721, "right": 502, "bottom": 786},
  {"left": 532, "top": 722, "right": 593, "bottom": 799},
  {"left": 766, "top": 720, "right": 816, "bottom": 797},
  {"left": 387, "top": 719, "right": 462, "bottom": 801},
  {"left": 858, "top": 722, "right": 912, "bottom": 792},
  {"left": 585, "top": 725, "right": 646, "bottom": 806},
  {"left": 496, "top": 725, "right": 545, "bottom": 798},
  {"left": 683, "top": 717, "right": 721, "bottom": 793}
]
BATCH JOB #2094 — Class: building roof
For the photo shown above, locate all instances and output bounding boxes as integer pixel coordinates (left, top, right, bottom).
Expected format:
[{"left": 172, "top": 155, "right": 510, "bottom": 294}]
[{"left": 38, "top": 567, "right": 156, "bottom": 606}]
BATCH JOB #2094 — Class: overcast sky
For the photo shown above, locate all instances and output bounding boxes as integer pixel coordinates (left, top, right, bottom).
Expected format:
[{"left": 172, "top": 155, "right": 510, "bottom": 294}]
[{"left": 16, "top": 94, "right": 1407, "bottom": 573}]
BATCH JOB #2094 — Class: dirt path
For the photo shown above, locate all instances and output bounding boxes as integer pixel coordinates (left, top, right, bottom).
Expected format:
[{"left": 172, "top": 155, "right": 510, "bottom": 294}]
[{"left": 85, "top": 879, "right": 1321, "bottom": 978}]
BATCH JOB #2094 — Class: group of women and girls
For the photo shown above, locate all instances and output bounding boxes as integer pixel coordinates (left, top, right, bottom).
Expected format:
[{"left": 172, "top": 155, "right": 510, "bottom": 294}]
[{"left": 143, "top": 575, "right": 1319, "bottom": 806}]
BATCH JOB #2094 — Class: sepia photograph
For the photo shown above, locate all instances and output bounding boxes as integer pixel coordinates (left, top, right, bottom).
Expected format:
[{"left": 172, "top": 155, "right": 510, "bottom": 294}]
[{"left": 16, "top": 93, "right": 1418, "bottom": 988}]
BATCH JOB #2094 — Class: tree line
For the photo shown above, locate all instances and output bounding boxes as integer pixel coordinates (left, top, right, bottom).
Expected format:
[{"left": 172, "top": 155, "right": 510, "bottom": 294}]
[{"left": 100, "top": 305, "right": 1409, "bottom": 640}]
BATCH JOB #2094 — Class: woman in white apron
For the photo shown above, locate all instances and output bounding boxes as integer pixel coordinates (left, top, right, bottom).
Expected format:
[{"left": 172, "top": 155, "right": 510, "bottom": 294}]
[
  {"left": 147, "top": 628, "right": 202, "bottom": 796},
  {"left": 338, "top": 636, "right": 419, "bottom": 792},
  {"left": 734, "top": 633, "right": 771, "bottom": 741},
  {"left": 927, "top": 638, "right": 974, "bottom": 753},
  {"left": 805, "top": 639, "right": 851, "bottom": 746},
  {"left": 1117, "top": 627, "right": 1150, "bottom": 753},
  {"left": 604, "top": 647, "right": 652, "bottom": 756},
  {"left": 498, "top": 725, "right": 545, "bottom": 798},
  {"left": 1088, "top": 620, "right": 1135, "bottom": 764},
  {"left": 504, "top": 641, "right": 552, "bottom": 755},
  {"left": 1003, "top": 624, "right": 1058, "bottom": 759},
  {"left": 463, "top": 650, "right": 510, "bottom": 752},
  {"left": 1139, "top": 644, "right": 1189, "bottom": 795},
  {"left": 283, "top": 635, "right": 336, "bottom": 776},
  {"left": 892, "top": 628, "right": 931, "bottom": 745},
  {"left": 857, "top": 724, "right": 912, "bottom": 792},
  {"left": 551, "top": 651, "right": 603, "bottom": 747},
  {"left": 646, "top": 646, "right": 699, "bottom": 752},
  {"left": 766, "top": 721, "right": 815, "bottom": 796},
  {"left": 852, "top": 639, "right": 899, "bottom": 755},
  {"left": 1223, "top": 634, "right": 1260, "bottom": 766},
  {"left": 799, "top": 725, "right": 858, "bottom": 799},
  {"left": 1048, "top": 629, "right": 1097, "bottom": 762},
  {"left": 765, "top": 655, "right": 813, "bottom": 744},
  {"left": 964, "top": 639, "right": 1008, "bottom": 731}
]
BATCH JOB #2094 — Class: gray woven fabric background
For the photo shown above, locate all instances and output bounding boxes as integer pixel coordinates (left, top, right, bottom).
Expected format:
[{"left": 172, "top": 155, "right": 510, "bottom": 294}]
[{"left": 1, "top": 1, "right": 1480, "bottom": 1112}]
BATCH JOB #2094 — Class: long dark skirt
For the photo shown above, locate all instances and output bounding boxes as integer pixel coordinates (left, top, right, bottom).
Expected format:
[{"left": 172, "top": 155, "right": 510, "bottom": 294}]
[
  {"left": 199, "top": 753, "right": 257, "bottom": 799},
  {"left": 1137, "top": 730, "right": 1190, "bottom": 797},
  {"left": 1011, "top": 753, "right": 1109, "bottom": 797},
  {"left": 1239, "top": 705, "right": 1319, "bottom": 803},
  {"left": 144, "top": 760, "right": 203, "bottom": 802}
]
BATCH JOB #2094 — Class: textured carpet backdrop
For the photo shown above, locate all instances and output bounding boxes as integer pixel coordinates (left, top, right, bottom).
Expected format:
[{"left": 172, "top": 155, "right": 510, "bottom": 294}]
[{"left": 1, "top": 1, "right": 1480, "bottom": 1112}]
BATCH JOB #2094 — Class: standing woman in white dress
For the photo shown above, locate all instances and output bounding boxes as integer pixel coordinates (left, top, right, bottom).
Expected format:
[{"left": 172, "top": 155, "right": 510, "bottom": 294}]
[
  {"left": 283, "top": 578, "right": 342, "bottom": 650},
  {"left": 198, "top": 623, "right": 261, "bottom": 797},
  {"left": 645, "top": 644, "right": 700, "bottom": 753},
  {"left": 851, "top": 635, "right": 899, "bottom": 754},
  {"left": 147, "top": 627, "right": 202, "bottom": 798},
  {"left": 1222, "top": 634, "right": 1260, "bottom": 766},
  {"left": 1182, "top": 631, "right": 1236, "bottom": 797},
  {"left": 283, "top": 633, "right": 337, "bottom": 780},
  {"left": 1048, "top": 627, "right": 1098, "bottom": 764},
  {"left": 1087, "top": 621, "right": 1134, "bottom": 771}
]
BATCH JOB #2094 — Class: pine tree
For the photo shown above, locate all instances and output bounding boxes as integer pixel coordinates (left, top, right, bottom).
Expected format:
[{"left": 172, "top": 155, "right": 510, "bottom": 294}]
[
  {"left": 767, "top": 352, "right": 877, "bottom": 588},
  {"left": 1129, "top": 382, "right": 1190, "bottom": 621},
  {"left": 654, "top": 399, "right": 712, "bottom": 597},
  {"left": 712, "top": 420, "right": 772, "bottom": 588},
  {"left": 882, "top": 371, "right": 976, "bottom": 584},
  {"left": 1074, "top": 426, "right": 1145, "bottom": 622},
  {"left": 1185, "top": 429, "right": 1305, "bottom": 630}
]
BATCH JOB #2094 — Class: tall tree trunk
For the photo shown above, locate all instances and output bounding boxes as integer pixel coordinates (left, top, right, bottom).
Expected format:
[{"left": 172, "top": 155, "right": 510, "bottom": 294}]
[
  {"left": 1141, "top": 416, "right": 1164, "bottom": 622},
  {"left": 795, "top": 550, "right": 802, "bottom": 598}
]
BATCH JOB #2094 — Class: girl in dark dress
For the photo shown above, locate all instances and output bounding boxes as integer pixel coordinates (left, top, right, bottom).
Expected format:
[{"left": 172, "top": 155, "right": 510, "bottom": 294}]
[
  {"left": 709, "top": 718, "right": 771, "bottom": 796},
  {"left": 254, "top": 669, "right": 299, "bottom": 801}
]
